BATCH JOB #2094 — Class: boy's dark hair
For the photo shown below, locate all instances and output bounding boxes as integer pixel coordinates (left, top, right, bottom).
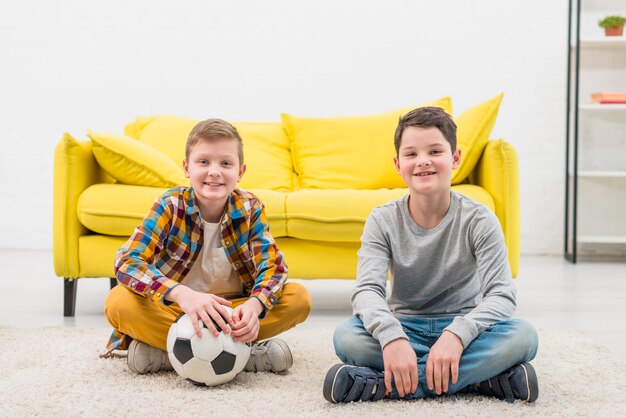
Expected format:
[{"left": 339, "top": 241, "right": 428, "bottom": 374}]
[
  {"left": 394, "top": 107, "right": 457, "bottom": 154},
  {"left": 186, "top": 118, "right": 244, "bottom": 164}
]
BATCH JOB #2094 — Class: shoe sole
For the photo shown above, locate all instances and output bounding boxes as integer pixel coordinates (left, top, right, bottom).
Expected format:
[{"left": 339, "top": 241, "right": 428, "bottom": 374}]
[
  {"left": 323, "top": 364, "right": 349, "bottom": 403},
  {"left": 520, "top": 363, "right": 539, "bottom": 403}
]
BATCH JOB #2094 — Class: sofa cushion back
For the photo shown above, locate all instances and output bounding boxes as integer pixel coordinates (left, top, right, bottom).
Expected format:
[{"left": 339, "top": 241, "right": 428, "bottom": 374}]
[
  {"left": 124, "top": 115, "right": 294, "bottom": 192},
  {"left": 282, "top": 97, "right": 452, "bottom": 190},
  {"left": 285, "top": 185, "right": 495, "bottom": 242},
  {"left": 77, "top": 184, "right": 288, "bottom": 238}
]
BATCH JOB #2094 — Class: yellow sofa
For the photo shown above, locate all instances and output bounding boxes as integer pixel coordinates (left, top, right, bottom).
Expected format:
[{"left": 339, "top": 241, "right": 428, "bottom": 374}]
[{"left": 53, "top": 94, "right": 519, "bottom": 316}]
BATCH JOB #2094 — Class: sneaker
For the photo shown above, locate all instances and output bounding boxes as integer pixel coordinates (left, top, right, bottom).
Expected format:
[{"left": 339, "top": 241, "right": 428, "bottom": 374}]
[
  {"left": 127, "top": 340, "right": 173, "bottom": 374},
  {"left": 477, "top": 363, "right": 539, "bottom": 403},
  {"left": 323, "top": 364, "right": 387, "bottom": 403},
  {"left": 244, "top": 338, "right": 293, "bottom": 373}
]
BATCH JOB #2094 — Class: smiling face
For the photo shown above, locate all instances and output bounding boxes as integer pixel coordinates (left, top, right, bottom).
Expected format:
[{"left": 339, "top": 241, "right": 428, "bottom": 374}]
[
  {"left": 183, "top": 137, "right": 246, "bottom": 222},
  {"left": 394, "top": 126, "right": 461, "bottom": 196}
]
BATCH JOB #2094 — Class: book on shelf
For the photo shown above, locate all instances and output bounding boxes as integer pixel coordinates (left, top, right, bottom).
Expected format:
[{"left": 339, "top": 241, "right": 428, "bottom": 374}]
[{"left": 591, "top": 92, "right": 626, "bottom": 104}]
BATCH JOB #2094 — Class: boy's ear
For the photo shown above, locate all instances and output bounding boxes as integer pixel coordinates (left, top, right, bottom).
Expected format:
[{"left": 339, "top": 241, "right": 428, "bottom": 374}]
[
  {"left": 183, "top": 159, "right": 190, "bottom": 178},
  {"left": 238, "top": 163, "right": 247, "bottom": 182},
  {"left": 393, "top": 155, "right": 400, "bottom": 173},
  {"left": 452, "top": 148, "right": 461, "bottom": 169}
]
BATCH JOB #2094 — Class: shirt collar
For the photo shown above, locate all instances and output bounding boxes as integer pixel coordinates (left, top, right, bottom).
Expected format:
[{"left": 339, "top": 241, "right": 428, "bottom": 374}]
[{"left": 185, "top": 187, "right": 247, "bottom": 220}]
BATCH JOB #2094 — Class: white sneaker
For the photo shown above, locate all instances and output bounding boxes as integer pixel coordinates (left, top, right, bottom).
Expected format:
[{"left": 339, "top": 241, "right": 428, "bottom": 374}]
[
  {"left": 245, "top": 338, "right": 293, "bottom": 373},
  {"left": 127, "top": 340, "right": 173, "bottom": 374}
]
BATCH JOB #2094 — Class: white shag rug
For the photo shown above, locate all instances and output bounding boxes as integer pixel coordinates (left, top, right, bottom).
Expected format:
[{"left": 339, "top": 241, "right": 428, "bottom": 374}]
[{"left": 1, "top": 325, "right": 625, "bottom": 417}]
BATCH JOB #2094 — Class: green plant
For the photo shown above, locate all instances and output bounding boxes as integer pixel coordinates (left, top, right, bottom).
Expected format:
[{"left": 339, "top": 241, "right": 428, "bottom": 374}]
[{"left": 598, "top": 15, "right": 626, "bottom": 28}]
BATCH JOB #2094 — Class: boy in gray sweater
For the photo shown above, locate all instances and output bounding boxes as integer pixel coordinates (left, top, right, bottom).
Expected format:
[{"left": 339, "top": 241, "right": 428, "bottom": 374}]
[{"left": 323, "top": 107, "right": 538, "bottom": 404}]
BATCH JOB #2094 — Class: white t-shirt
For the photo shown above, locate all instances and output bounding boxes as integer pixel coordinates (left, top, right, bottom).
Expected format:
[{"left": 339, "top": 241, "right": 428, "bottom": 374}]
[{"left": 181, "top": 220, "right": 243, "bottom": 297}]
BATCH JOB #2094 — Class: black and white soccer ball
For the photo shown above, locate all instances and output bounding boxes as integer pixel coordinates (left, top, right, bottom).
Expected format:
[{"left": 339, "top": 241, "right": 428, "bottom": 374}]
[{"left": 166, "top": 307, "right": 250, "bottom": 386}]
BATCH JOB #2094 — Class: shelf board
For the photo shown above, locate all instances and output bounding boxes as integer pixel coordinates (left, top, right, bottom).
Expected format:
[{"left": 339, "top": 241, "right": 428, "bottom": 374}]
[
  {"left": 579, "top": 103, "right": 626, "bottom": 110},
  {"left": 578, "top": 235, "right": 626, "bottom": 244},
  {"left": 572, "top": 38, "right": 626, "bottom": 48},
  {"left": 578, "top": 170, "right": 626, "bottom": 177}
]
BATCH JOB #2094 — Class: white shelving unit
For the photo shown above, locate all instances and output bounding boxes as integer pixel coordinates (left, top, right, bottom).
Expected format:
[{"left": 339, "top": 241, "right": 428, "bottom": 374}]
[{"left": 565, "top": 0, "right": 626, "bottom": 261}]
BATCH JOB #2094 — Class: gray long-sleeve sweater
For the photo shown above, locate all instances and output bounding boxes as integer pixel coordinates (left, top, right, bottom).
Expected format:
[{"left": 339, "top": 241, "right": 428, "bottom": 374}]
[{"left": 351, "top": 191, "right": 517, "bottom": 349}]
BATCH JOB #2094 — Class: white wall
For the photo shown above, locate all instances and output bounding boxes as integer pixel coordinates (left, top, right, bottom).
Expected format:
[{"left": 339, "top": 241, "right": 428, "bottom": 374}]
[{"left": 0, "top": 0, "right": 568, "bottom": 254}]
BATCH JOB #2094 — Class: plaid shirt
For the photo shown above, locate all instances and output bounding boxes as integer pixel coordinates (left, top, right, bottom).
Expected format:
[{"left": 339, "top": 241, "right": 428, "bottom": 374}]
[{"left": 105, "top": 186, "right": 287, "bottom": 352}]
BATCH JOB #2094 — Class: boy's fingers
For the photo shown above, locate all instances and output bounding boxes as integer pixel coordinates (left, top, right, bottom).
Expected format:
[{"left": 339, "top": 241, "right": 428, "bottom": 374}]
[
  {"left": 394, "top": 371, "right": 405, "bottom": 397},
  {"left": 209, "top": 309, "right": 230, "bottom": 335},
  {"left": 442, "top": 364, "right": 450, "bottom": 393},
  {"left": 215, "top": 296, "right": 232, "bottom": 306},
  {"left": 190, "top": 313, "right": 202, "bottom": 338},
  {"left": 198, "top": 311, "right": 219, "bottom": 337},
  {"left": 434, "top": 362, "right": 442, "bottom": 394},
  {"left": 215, "top": 304, "right": 234, "bottom": 327},
  {"left": 451, "top": 362, "right": 459, "bottom": 385},
  {"left": 230, "top": 324, "right": 248, "bottom": 336},
  {"left": 425, "top": 360, "right": 434, "bottom": 391},
  {"left": 231, "top": 308, "right": 242, "bottom": 323},
  {"left": 233, "top": 325, "right": 257, "bottom": 343},
  {"left": 410, "top": 367, "right": 419, "bottom": 394},
  {"left": 384, "top": 369, "right": 393, "bottom": 396},
  {"left": 401, "top": 369, "right": 412, "bottom": 397}
]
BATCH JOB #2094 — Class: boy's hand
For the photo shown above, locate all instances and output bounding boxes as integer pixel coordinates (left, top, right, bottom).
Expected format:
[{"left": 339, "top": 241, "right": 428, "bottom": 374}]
[
  {"left": 425, "top": 330, "right": 463, "bottom": 395},
  {"left": 230, "top": 298, "right": 264, "bottom": 343},
  {"left": 166, "top": 285, "right": 233, "bottom": 338},
  {"left": 382, "top": 338, "right": 418, "bottom": 397}
]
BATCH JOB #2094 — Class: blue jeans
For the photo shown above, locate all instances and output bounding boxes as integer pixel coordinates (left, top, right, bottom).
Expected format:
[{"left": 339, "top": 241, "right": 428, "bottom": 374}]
[{"left": 333, "top": 315, "right": 538, "bottom": 399}]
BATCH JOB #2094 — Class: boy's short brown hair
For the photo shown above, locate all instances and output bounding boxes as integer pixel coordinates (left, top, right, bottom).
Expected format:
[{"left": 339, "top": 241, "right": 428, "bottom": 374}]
[
  {"left": 394, "top": 107, "right": 457, "bottom": 154},
  {"left": 186, "top": 118, "right": 244, "bottom": 164}
]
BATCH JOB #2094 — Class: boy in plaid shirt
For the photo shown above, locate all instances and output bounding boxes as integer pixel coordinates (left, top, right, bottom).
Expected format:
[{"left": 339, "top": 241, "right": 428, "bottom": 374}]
[{"left": 103, "top": 118, "right": 311, "bottom": 375}]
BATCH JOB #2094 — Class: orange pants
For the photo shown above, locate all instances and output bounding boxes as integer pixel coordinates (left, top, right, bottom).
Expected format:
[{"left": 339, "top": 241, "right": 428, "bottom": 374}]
[{"left": 104, "top": 282, "right": 311, "bottom": 351}]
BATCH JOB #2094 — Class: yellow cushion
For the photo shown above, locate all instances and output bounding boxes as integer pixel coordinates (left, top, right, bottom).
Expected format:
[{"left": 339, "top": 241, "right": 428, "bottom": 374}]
[
  {"left": 451, "top": 93, "right": 503, "bottom": 184},
  {"left": 77, "top": 184, "right": 168, "bottom": 235},
  {"left": 275, "top": 238, "right": 361, "bottom": 279},
  {"left": 235, "top": 123, "right": 294, "bottom": 192},
  {"left": 282, "top": 97, "right": 452, "bottom": 190},
  {"left": 88, "top": 131, "right": 188, "bottom": 187},
  {"left": 125, "top": 115, "right": 195, "bottom": 165},
  {"left": 285, "top": 185, "right": 494, "bottom": 242},
  {"left": 125, "top": 115, "right": 294, "bottom": 191},
  {"left": 77, "top": 184, "right": 288, "bottom": 237}
]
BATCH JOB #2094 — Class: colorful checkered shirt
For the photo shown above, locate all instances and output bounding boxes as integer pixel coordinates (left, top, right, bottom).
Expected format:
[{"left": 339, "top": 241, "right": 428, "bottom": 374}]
[{"left": 105, "top": 186, "right": 287, "bottom": 352}]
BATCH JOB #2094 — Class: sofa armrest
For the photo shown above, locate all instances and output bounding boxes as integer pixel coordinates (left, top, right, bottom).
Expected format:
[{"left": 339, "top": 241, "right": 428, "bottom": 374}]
[
  {"left": 53, "top": 133, "right": 110, "bottom": 277},
  {"left": 470, "top": 139, "right": 520, "bottom": 277}
]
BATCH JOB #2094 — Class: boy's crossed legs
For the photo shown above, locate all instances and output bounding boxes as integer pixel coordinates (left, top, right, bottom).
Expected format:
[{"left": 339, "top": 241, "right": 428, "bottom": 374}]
[
  {"left": 326, "top": 315, "right": 538, "bottom": 403},
  {"left": 105, "top": 282, "right": 311, "bottom": 374}
]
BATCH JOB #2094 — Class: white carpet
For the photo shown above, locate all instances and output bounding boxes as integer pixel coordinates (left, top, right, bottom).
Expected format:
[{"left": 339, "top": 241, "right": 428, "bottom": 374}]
[{"left": 1, "top": 325, "right": 625, "bottom": 417}]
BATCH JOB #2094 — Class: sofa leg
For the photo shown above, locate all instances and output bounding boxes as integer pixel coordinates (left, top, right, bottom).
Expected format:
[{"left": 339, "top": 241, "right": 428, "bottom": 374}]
[
  {"left": 110, "top": 277, "right": 117, "bottom": 289},
  {"left": 64, "top": 278, "right": 77, "bottom": 317}
]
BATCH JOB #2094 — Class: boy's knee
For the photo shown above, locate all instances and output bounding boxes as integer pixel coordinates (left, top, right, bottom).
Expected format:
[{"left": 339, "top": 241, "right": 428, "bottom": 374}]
[
  {"left": 497, "top": 319, "right": 539, "bottom": 363},
  {"left": 332, "top": 317, "right": 383, "bottom": 369},
  {"left": 282, "top": 282, "right": 312, "bottom": 322},
  {"left": 104, "top": 285, "right": 133, "bottom": 327},
  {"left": 333, "top": 318, "right": 361, "bottom": 357},
  {"left": 512, "top": 319, "right": 539, "bottom": 359}
]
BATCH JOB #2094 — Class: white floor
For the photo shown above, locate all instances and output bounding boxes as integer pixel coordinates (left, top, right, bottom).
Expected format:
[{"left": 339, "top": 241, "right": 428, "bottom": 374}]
[{"left": 1, "top": 250, "right": 625, "bottom": 361}]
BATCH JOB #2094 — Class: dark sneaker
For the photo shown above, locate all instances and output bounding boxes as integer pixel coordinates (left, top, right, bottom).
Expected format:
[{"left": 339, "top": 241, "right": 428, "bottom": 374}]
[
  {"left": 127, "top": 340, "right": 173, "bottom": 374},
  {"left": 477, "top": 362, "right": 539, "bottom": 403},
  {"left": 323, "top": 364, "right": 387, "bottom": 403},
  {"left": 244, "top": 338, "right": 293, "bottom": 373}
]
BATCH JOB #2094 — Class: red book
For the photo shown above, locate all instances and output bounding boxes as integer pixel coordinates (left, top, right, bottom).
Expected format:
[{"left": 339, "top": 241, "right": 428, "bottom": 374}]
[{"left": 591, "top": 92, "right": 626, "bottom": 103}]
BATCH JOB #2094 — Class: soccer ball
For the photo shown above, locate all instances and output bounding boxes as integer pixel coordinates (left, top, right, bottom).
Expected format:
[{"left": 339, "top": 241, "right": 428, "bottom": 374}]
[{"left": 166, "top": 308, "right": 251, "bottom": 386}]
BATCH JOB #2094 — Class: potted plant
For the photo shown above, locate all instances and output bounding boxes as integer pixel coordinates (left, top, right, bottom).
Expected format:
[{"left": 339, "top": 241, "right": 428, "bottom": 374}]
[{"left": 598, "top": 15, "right": 626, "bottom": 36}]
